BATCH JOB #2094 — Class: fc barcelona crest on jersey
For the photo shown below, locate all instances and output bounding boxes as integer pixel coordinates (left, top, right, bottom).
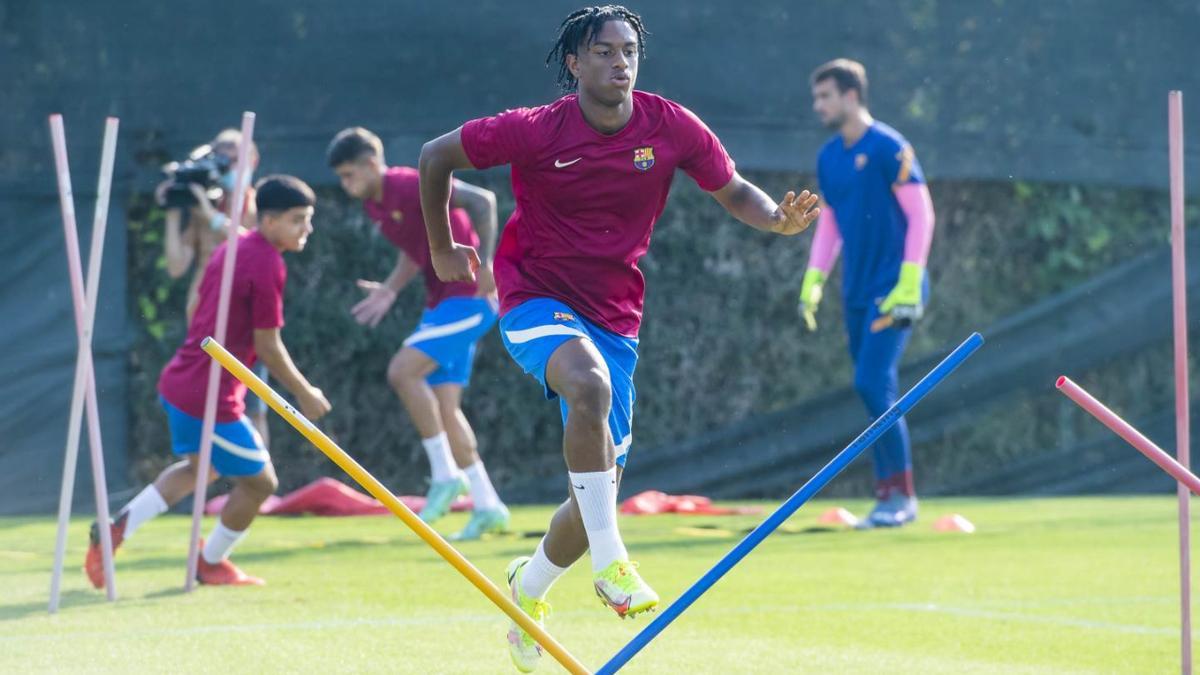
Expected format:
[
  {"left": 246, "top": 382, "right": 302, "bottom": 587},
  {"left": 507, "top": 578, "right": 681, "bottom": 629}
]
[
  {"left": 391, "top": 210, "right": 404, "bottom": 223},
  {"left": 633, "top": 146, "right": 655, "bottom": 171}
]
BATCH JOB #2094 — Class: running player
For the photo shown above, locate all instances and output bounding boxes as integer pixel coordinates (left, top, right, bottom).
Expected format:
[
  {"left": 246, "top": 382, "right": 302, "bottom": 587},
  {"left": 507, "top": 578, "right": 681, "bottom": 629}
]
[
  {"left": 327, "top": 127, "right": 509, "bottom": 540},
  {"left": 417, "top": 6, "right": 819, "bottom": 671},
  {"left": 85, "top": 176, "right": 331, "bottom": 586}
]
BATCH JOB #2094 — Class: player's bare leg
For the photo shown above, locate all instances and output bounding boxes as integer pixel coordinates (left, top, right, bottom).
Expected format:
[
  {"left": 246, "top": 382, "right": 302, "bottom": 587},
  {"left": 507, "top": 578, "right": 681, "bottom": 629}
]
[
  {"left": 154, "top": 455, "right": 218, "bottom": 504},
  {"left": 388, "top": 347, "right": 444, "bottom": 438},
  {"left": 86, "top": 455, "right": 217, "bottom": 588},
  {"left": 435, "top": 384, "right": 509, "bottom": 539},
  {"left": 197, "top": 463, "right": 277, "bottom": 586},
  {"left": 388, "top": 347, "right": 466, "bottom": 522},
  {"left": 521, "top": 339, "right": 656, "bottom": 616}
]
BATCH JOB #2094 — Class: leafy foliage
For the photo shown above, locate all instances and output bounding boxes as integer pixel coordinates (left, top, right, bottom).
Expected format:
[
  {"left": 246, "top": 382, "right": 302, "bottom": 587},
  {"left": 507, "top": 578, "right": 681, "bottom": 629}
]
[{"left": 125, "top": 173, "right": 1193, "bottom": 497}]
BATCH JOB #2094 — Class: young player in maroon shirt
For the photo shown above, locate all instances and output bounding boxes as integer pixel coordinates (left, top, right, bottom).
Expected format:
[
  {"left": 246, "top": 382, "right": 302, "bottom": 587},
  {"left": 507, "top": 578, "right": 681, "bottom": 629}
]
[
  {"left": 418, "top": 6, "right": 820, "bottom": 671},
  {"left": 85, "top": 176, "right": 331, "bottom": 587},
  {"left": 328, "top": 127, "right": 509, "bottom": 540}
]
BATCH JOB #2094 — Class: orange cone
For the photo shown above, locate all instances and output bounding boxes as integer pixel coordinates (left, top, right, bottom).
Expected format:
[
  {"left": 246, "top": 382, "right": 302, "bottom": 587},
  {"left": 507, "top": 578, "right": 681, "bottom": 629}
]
[
  {"left": 818, "top": 507, "right": 859, "bottom": 527},
  {"left": 933, "top": 514, "right": 975, "bottom": 533}
]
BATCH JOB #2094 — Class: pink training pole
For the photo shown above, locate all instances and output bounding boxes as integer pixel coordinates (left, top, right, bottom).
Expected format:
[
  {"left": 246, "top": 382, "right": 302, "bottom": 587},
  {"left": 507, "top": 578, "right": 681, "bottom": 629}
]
[
  {"left": 1057, "top": 377, "right": 1200, "bottom": 496},
  {"left": 48, "top": 115, "right": 119, "bottom": 611},
  {"left": 184, "top": 111, "right": 256, "bottom": 591},
  {"left": 1169, "top": 90, "right": 1192, "bottom": 675}
]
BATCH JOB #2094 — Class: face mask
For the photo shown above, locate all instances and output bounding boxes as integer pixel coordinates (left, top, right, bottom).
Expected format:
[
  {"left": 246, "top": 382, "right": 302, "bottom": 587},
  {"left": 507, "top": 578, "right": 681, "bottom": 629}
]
[{"left": 219, "top": 168, "right": 253, "bottom": 193}]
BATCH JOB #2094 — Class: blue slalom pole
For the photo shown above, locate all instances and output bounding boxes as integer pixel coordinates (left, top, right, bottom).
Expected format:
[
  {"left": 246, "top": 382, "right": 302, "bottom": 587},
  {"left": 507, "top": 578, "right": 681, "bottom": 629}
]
[{"left": 597, "top": 332, "right": 984, "bottom": 674}]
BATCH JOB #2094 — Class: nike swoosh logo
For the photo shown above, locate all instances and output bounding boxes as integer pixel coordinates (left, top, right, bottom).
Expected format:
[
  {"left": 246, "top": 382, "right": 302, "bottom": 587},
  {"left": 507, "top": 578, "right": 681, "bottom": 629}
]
[
  {"left": 555, "top": 158, "right": 582, "bottom": 168},
  {"left": 595, "top": 583, "right": 632, "bottom": 614},
  {"left": 573, "top": 483, "right": 585, "bottom": 490}
]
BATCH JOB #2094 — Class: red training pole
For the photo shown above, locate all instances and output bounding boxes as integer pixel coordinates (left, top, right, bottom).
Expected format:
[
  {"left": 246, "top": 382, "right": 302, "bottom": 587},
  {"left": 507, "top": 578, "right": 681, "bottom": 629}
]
[
  {"left": 1056, "top": 377, "right": 1200, "bottom": 497},
  {"left": 1169, "top": 89, "right": 1191, "bottom": 675}
]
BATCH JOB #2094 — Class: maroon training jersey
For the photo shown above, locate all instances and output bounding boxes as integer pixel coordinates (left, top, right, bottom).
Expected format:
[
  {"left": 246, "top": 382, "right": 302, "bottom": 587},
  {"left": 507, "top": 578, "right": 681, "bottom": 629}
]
[{"left": 461, "top": 91, "right": 735, "bottom": 336}]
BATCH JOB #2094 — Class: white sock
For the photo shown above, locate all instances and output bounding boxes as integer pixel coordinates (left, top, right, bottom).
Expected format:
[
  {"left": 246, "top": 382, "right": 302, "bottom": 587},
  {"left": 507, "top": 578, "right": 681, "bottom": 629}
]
[
  {"left": 422, "top": 433, "right": 462, "bottom": 483},
  {"left": 202, "top": 521, "right": 248, "bottom": 564},
  {"left": 119, "top": 485, "right": 168, "bottom": 539},
  {"left": 568, "top": 468, "right": 628, "bottom": 572},
  {"left": 464, "top": 462, "right": 502, "bottom": 512},
  {"left": 521, "top": 539, "right": 570, "bottom": 600}
]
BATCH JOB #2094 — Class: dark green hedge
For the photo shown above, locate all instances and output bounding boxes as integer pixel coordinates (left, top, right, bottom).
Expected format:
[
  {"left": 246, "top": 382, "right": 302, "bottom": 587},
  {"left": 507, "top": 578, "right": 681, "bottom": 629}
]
[{"left": 126, "top": 172, "right": 1197, "bottom": 498}]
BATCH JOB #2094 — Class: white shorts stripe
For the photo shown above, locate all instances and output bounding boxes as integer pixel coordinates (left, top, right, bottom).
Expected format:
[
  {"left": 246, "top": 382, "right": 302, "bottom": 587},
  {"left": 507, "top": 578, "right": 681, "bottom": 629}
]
[
  {"left": 504, "top": 324, "right": 589, "bottom": 344},
  {"left": 615, "top": 434, "right": 632, "bottom": 458},
  {"left": 403, "top": 313, "right": 485, "bottom": 346},
  {"left": 212, "top": 434, "right": 269, "bottom": 463}
]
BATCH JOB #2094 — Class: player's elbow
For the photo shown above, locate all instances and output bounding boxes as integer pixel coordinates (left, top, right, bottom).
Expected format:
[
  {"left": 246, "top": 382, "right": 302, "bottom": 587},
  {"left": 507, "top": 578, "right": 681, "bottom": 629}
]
[
  {"left": 418, "top": 138, "right": 448, "bottom": 177},
  {"left": 252, "top": 330, "right": 280, "bottom": 362},
  {"left": 462, "top": 186, "right": 497, "bottom": 215}
]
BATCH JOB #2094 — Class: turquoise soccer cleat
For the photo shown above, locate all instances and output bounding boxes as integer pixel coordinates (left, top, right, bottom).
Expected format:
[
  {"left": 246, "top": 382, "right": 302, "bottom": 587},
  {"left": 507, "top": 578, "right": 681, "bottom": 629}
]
[{"left": 419, "top": 475, "right": 468, "bottom": 524}]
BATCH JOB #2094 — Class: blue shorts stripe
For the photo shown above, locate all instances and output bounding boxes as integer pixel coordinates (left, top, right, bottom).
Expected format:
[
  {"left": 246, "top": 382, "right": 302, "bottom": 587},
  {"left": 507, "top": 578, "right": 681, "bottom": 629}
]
[{"left": 159, "top": 396, "right": 269, "bottom": 477}]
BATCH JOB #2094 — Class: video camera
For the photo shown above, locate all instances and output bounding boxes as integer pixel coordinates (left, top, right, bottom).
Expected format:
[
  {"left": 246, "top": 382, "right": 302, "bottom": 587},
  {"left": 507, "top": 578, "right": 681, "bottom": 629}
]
[{"left": 161, "top": 144, "right": 232, "bottom": 208}]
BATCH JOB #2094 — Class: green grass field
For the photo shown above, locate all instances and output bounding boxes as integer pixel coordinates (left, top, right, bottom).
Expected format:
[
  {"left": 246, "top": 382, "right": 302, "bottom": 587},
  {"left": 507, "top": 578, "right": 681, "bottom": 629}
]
[{"left": 0, "top": 496, "right": 1191, "bottom": 673}]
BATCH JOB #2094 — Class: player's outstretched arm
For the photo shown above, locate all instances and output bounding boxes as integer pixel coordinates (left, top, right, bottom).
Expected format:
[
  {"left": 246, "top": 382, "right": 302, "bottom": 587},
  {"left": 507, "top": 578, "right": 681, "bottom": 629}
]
[
  {"left": 253, "top": 327, "right": 331, "bottom": 420},
  {"left": 351, "top": 251, "right": 418, "bottom": 328},
  {"left": 419, "top": 128, "right": 481, "bottom": 283},
  {"left": 709, "top": 172, "right": 820, "bottom": 235}
]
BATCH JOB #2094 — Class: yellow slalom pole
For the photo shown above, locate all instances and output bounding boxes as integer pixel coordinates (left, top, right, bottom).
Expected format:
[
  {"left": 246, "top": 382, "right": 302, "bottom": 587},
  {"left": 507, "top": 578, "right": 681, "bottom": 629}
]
[{"left": 201, "top": 337, "right": 590, "bottom": 675}]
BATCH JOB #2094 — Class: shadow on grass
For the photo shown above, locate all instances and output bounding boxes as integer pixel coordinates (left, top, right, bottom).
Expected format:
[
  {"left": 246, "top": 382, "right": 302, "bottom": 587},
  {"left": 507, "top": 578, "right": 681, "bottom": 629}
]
[
  {"left": 0, "top": 590, "right": 106, "bottom": 622},
  {"left": 45, "top": 535, "right": 424, "bottom": 579}
]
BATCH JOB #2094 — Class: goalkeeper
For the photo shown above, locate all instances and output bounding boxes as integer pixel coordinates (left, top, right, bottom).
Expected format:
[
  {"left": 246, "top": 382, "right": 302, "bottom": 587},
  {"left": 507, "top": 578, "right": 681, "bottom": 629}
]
[{"left": 799, "top": 59, "right": 936, "bottom": 528}]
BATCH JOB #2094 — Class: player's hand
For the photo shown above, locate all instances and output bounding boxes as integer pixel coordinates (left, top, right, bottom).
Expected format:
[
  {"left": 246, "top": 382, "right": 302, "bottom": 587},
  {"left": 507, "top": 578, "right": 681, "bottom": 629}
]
[
  {"left": 299, "top": 386, "right": 332, "bottom": 421},
  {"left": 431, "top": 244, "right": 480, "bottom": 283},
  {"left": 474, "top": 262, "right": 498, "bottom": 301},
  {"left": 874, "top": 262, "right": 925, "bottom": 332},
  {"left": 771, "top": 190, "right": 820, "bottom": 236},
  {"left": 797, "top": 268, "right": 826, "bottom": 332},
  {"left": 185, "top": 184, "right": 224, "bottom": 230},
  {"left": 351, "top": 279, "right": 397, "bottom": 328},
  {"left": 154, "top": 179, "right": 173, "bottom": 207}
]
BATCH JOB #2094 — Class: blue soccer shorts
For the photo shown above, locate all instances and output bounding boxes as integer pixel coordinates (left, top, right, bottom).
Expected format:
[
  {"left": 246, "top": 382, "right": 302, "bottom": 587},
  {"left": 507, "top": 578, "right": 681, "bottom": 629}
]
[
  {"left": 499, "top": 298, "right": 638, "bottom": 467},
  {"left": 160, "top": 396, "right": 269, "bottom": 477},
  {"left": 403, "top": 296, "right": 498, "bottom": 387}
]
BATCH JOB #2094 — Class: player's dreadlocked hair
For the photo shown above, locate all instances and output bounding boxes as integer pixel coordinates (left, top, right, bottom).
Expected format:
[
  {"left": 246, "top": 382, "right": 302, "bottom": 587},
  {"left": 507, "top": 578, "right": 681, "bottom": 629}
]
[{"left": 546, "top": 5, "right": 649, "bottom": 91}]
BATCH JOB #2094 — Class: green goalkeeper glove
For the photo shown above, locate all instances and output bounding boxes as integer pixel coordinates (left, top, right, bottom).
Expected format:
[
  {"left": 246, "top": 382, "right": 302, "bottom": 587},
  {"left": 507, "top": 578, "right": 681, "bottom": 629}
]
[
  {"left": 878, "top": 262, "right": 925, "bottom": 328},
  {"left": 797, "top": 268, "right": 826, "bottom": 332}
]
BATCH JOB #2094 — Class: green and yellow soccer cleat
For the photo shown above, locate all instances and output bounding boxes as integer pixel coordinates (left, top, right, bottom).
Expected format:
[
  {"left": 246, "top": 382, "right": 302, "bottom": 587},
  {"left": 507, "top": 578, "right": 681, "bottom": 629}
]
[
  {"left": 593, "top": 560, "right": 659, "bottom": 619},
  {"left": 419, "top": 474, "right": 468, "bottom": 524},
  {"left": 505, "top": 557, "right": 551, "bottom": 673},
  {"left": 450, "top": 505, "right": 511, "bottom": 541}
]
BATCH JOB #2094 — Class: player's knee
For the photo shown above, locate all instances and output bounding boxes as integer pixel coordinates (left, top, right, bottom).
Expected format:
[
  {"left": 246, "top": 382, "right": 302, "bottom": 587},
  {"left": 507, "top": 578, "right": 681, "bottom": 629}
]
[
  {"left": 241, "top": 466, "right": 278, "bottom": 499},
  {"left": 559, "top": 366, "right": 611, "bottom": 421},
  {"left": 853, "top": 370, "right": 890, "bottom": 412},
  {"left": 387, "top": 353, "right": 418, "bottom": 389}
]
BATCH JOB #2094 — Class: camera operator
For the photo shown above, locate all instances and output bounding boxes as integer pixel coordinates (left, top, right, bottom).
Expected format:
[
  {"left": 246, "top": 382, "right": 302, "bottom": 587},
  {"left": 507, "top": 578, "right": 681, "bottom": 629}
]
[{"left": 156, "top": 128, "right": 260, "bottom": 318}]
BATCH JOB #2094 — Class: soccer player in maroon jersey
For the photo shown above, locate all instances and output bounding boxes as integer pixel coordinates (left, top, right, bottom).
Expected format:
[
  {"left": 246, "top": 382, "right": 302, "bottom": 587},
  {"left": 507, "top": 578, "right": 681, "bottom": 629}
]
[
  {"left": 327, "top": 127, "right": 510, "bottom": 540},
  {"left": 86, "top": 176, "right": 331, "bottom": 587},
  {"left": 419, "top": 7, "right": 819, "bottom": 671}
]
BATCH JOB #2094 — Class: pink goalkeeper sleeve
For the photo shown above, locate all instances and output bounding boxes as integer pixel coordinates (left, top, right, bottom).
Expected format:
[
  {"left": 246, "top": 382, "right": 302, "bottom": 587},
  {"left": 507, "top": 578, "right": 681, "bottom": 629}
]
[
  {"left": 807, "top": 204, "right": 842, "bottom": 273},
  {"left": 895, "top": 183, "right": 935, "bottom": 266}
]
